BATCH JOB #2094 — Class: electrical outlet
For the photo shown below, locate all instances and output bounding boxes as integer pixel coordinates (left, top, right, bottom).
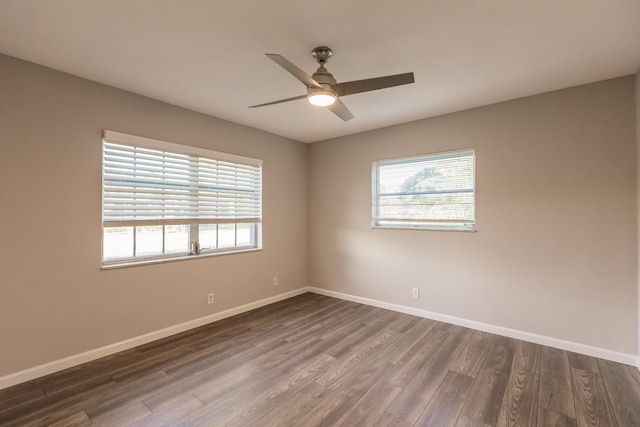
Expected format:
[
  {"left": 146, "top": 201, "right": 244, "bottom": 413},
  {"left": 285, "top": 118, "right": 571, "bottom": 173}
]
[
  {"left": 207, "top": 293, "right": 214, "bottom": 304},
  {"left": 273, "top": 277, "right": 278, "bottom": 286},
  {"left": 412, "top": 288, "right": 420, "bottom": 299}
]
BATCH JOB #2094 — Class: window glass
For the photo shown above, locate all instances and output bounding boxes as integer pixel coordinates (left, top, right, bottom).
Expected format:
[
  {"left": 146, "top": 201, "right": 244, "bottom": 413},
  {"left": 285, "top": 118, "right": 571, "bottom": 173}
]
[
  {"left": 199, "top": 224, "right": 218, "bottom": 251},
  {"left": 217, "top": 224, "right": 236, "bottom": 249},
  {"left": 135, "top": 225, "right": 164, "bottom": 257},
  {"left": 236, "top": 223, "right": 253, "bottom": 247},
  {"left": 103, "top": 227, "right": 134, "bottom": 260},
  {"left": 164, "top": 225, "right": 190, "bottom": 255}
]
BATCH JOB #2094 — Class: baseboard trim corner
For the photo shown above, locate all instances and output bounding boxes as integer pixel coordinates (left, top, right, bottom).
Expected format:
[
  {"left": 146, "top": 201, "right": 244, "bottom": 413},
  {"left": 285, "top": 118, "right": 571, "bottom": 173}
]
[
  {"left": 308, "top": 287, "right": 638, "bottom": 367},
  {"left": 0, "top": 287, "right": 310, "bottom": 391}
]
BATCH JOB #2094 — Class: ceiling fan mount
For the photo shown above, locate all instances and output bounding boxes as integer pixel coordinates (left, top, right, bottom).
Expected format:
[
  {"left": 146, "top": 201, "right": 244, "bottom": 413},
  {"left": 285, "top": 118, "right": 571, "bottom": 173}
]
[
  {"left": 311, "top": 46, "right": 333, "bottom": 64},
  {"left": 249, "top": 46, "right": 415, "bottom": 121}
]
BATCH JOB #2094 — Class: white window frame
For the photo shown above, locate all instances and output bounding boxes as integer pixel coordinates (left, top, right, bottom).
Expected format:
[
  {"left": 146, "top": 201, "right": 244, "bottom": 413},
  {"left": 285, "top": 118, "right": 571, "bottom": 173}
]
[
  {"left": 101, "top": 130, "right": 262, "bottom": 267},
  {"left": 372, "top": 149, "right": 476, "bottom": 231}
]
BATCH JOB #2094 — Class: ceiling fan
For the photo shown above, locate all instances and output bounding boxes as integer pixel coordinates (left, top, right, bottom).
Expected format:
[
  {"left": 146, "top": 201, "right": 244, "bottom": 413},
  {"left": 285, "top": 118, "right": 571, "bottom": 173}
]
[{"left": 249, "top": 46, "right": 415, "bottom": 121}]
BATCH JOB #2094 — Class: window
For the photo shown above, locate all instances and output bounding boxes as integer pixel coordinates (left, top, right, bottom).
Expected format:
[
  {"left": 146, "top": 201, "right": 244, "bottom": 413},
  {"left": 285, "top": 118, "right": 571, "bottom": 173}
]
[
  {"left": 102, "top": 130, "right": 262, "bottom": 266},
  {"left": 372, "top": 149, "right": 475, "bottom": 231}
]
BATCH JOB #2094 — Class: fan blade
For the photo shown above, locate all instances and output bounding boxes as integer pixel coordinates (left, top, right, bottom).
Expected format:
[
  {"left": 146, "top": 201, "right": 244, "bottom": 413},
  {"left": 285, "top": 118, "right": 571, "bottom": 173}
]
[
  {"left": 266, "top": 54, "right": 322, "bottom": 89},
  {"left": 327, "top": 98, "right": 354, "bottom": 121},
  {"left": 332, "top": 72, "right": 414, "bottom": 97},
  {"left": 249, "top": 94, "right": 307, "bottom": 108}
]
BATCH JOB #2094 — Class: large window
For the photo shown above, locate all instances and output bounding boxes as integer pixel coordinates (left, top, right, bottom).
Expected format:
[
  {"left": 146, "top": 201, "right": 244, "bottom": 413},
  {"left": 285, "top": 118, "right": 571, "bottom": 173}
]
[
  {"left": 102, "top": 131, "right": 262, "bottom": 266},
  {"left": 372, "top": 149, "right": 475, "bottom": 231}
]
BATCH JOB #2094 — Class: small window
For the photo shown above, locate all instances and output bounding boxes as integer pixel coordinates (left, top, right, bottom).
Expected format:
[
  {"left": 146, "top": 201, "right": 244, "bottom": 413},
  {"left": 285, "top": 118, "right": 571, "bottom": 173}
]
[
  {"left": 102, "top": 131, "right": 262, "bottom": 266},
  {"left": 372, "top": 149, "right": 475, "bottom": 231}
]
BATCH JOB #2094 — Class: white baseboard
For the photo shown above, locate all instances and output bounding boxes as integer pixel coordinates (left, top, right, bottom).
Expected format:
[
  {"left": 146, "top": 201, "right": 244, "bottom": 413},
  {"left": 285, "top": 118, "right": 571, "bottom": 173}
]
[
  {"left": 308, "top": 287, "right": 639, "bottom": 367},
  {"left": 0, "top": 288, "right": 309, "bottom": 391}
]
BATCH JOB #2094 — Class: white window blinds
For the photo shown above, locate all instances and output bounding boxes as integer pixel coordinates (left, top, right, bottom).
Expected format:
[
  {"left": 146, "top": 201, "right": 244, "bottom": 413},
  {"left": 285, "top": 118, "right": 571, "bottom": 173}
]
[
  {"left": 102, "top": 131, "right": 262, "bottom": 228},
  {"left": 372, "top": 149, "right": 475, "bottom": 230}
]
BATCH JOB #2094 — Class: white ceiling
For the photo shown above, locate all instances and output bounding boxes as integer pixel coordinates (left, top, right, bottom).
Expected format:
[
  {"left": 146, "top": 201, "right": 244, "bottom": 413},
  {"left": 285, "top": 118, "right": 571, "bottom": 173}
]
[{"left": 1, "top": 1, "right": 639, "bottom": 143}]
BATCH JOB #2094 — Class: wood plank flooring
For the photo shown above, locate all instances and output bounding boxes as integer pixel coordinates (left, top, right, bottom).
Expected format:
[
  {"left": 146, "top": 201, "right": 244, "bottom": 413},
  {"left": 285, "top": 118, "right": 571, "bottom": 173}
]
[{"left": 1, "top": 293, "right": 639, "bottom": 426}]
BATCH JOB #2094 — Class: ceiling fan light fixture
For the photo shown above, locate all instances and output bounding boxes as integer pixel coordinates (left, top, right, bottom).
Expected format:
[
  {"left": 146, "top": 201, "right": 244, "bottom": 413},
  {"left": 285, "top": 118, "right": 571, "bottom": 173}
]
[
  {"left": 251, "top": 47, "right": 414, "bottom": 121},
  {"left": 307, "top": 89, "right": 336, "bottom": 106}
]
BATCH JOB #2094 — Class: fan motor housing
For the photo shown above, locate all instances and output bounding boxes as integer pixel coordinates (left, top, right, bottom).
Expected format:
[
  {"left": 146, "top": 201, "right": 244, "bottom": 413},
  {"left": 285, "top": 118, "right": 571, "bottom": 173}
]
[{"left": 312, "top": 69, "right": 336, "bottom": 86}]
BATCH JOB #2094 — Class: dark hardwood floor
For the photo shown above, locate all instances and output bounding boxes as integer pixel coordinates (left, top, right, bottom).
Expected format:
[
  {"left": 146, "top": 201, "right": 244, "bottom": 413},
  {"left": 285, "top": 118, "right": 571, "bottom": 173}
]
[{"left": 1, "top": 293, "right": 639, "bottom": 426}]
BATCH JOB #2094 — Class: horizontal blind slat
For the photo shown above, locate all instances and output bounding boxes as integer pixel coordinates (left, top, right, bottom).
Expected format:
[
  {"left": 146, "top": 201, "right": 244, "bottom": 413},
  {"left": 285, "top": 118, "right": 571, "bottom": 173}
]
[
  {"left": 373, "top": 150, "right": 475, "bottom": 226},
  {"left": 102, "top": 134, "right": 262, "bottom": 225}
]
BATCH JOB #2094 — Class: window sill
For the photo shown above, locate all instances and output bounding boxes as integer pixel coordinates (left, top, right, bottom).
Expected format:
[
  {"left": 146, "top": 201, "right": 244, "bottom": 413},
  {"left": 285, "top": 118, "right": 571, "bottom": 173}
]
[
  {"left": 372, "top": 225, "right": 476, "bottom": 232},
  {"left": 101, "top": 247, "right": 262, "bottom": 270}
]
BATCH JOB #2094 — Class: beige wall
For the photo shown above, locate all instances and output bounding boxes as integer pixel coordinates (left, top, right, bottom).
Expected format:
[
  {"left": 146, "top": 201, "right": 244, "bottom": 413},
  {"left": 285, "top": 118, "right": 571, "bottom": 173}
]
[
  {"left": 310, "top": 77, "right": 638, "bottom": 356},
  {"left": 637, "top": 67, "right": 640, "bottom": 364},
  {"left": 1, "top": 52, "right": 638, "bottom": 380},
  {"left": 0, "top": 54, "right": 309, "bottom": 377}
]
